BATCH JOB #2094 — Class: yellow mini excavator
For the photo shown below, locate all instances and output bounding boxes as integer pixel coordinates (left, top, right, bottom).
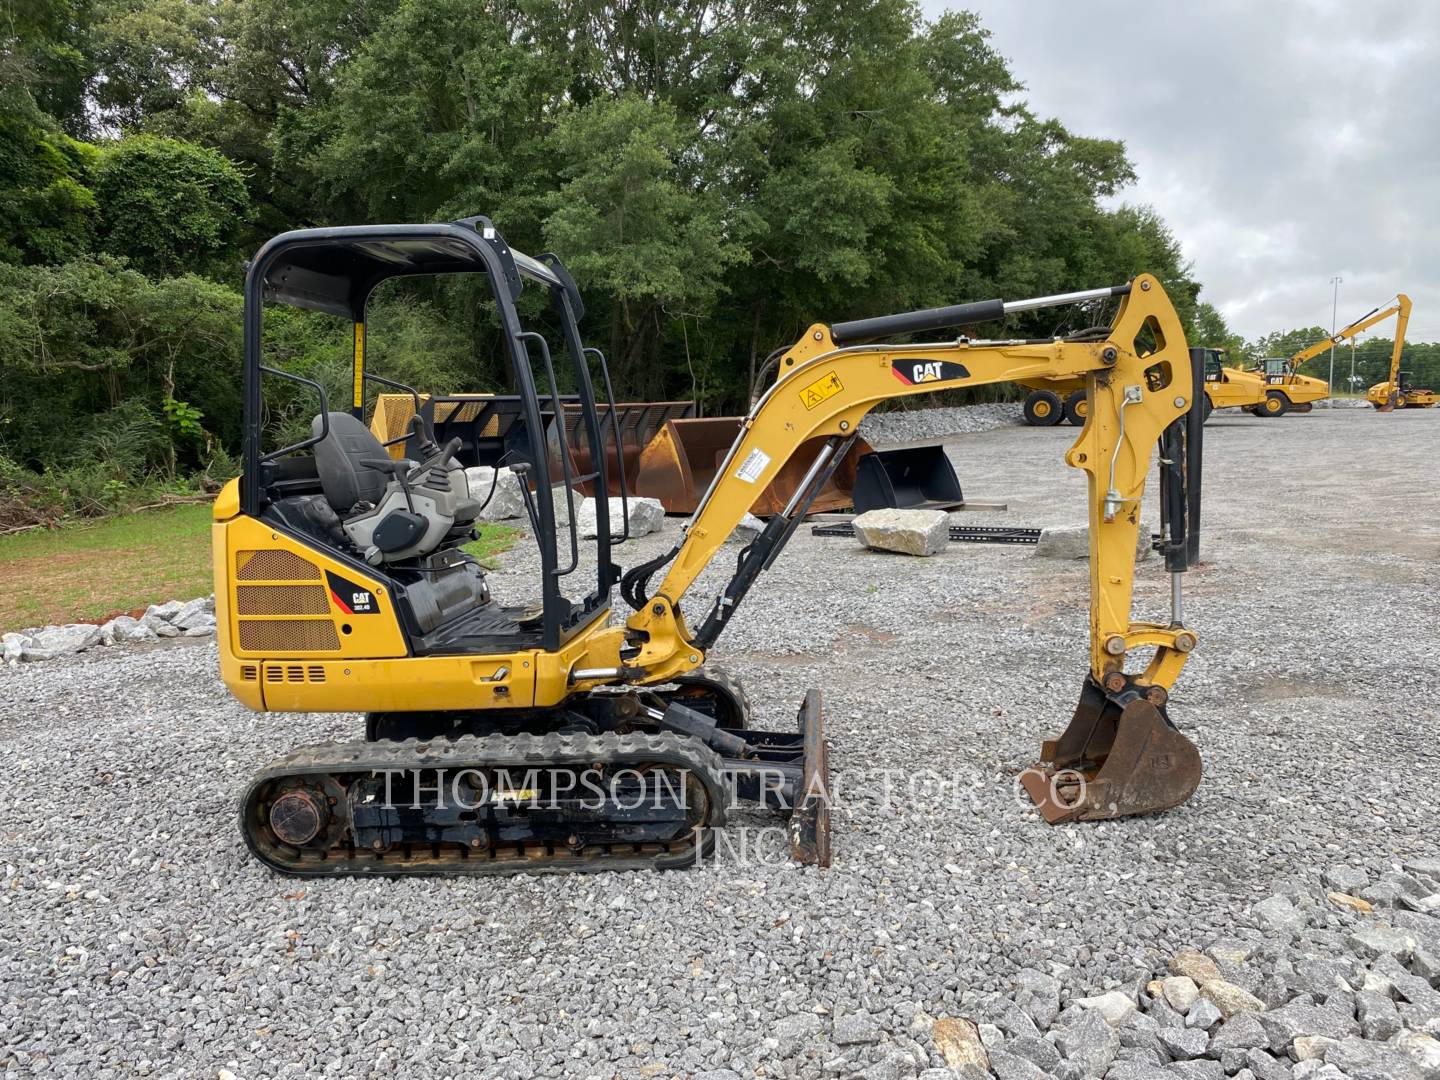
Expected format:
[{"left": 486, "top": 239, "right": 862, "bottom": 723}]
[{"left": 214, "top": 219, "right": 1205, "bottom": 875}]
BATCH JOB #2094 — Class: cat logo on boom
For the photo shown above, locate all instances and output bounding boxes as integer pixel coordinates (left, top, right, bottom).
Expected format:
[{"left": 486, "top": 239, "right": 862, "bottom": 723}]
[{"left": 891, "top": 359, "right": 970, "bottom": 386}]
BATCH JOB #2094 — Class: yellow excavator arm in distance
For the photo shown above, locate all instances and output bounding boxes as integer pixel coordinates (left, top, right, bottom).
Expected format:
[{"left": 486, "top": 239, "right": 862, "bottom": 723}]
[{"left": 1291, "top": 295, "right": 1412, "bottom": 372}]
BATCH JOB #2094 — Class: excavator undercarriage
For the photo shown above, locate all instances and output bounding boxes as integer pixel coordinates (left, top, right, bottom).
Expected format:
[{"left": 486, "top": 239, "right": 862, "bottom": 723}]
[{"left": 216, "top": 218, "right": 1203, "bottom": 876}]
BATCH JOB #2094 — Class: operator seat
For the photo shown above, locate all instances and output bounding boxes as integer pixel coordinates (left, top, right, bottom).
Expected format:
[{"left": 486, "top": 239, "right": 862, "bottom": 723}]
[{"left": 311, "top": 412, "right": 481, "bottom": 564}]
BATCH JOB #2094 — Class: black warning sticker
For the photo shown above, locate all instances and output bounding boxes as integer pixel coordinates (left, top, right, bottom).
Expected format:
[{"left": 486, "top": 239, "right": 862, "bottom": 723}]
[
  {"left": 326, "top": 570, "right": 380, "bottom": 615},
  {"left": 891, "top": 359, "right": 971, "bottom": 385}
]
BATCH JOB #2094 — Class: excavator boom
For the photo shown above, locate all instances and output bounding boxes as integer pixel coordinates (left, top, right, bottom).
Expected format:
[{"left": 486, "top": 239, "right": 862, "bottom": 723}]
[{"left": 1292, "top": 297, "right": 1410, "bottom": 371}]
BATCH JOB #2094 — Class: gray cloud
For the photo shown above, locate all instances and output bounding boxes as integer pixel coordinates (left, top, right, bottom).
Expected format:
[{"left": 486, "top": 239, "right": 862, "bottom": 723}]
[{"left": 923, "top": 0, "right": 1440, "bottom": 340}]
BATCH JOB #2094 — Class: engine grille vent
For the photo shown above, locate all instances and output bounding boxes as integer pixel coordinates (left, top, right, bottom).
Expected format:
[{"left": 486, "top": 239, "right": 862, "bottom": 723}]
[
  {"left": 239, "top": 620, "right": 340, "bottom": 652},
  {"left": 236, "top": 584, "right": 329, "bottom": 616},
  {"left": 236, "top": 550, "right": 322, "bottom": 581},
  {"left": 264, "top": 664, "right": 328, "bottom": 683}
]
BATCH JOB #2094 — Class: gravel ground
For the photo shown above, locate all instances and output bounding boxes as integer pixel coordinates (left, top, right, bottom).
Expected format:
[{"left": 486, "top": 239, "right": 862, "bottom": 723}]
[
  {"left": 859, "top": 402, "right": 1021, "bottom": 444},
  {"left": 2, "top": 406, "right": 1438, "bottom": 1079}
]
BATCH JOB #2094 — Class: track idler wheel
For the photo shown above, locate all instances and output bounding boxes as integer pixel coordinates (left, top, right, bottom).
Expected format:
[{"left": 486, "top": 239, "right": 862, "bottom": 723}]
[{"left": 1021, "top": 676, "right": 1201, "bottom": 823}]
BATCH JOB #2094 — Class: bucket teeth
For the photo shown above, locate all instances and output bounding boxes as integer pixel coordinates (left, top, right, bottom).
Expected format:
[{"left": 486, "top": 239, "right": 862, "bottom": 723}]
[{"left": 1021, "top": 679, "right": 1202, "bottom": 824}]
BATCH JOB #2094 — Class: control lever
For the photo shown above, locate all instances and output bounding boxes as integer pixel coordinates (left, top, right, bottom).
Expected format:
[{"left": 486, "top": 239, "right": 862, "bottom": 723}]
[
  {"left": 360, "top": 456, "right": 418, "bottom": 513},
  {"left": 408, "top": 414, "right": 441, "bottom": 459},
  {"left": 510, "top": 462, "right": 541, "bottom": 533}
]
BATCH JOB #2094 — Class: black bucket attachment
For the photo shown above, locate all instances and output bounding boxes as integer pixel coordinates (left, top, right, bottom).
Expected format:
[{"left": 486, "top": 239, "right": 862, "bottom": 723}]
[{"left": 851, "top": 445, "right": 964, "bottom": 514}]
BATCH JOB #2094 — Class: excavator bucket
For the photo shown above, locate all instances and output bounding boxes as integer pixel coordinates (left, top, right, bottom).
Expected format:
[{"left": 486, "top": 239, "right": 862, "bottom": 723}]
[
  {"left": 851, "top": 445, "right": 964, "bottom": 514},
  {"left": 634, "top": 417, "right": 871, "bottom": 516},
  {"left": 1020, "top": 678, "right": 1202, "bottom": 823},
  {"left": 545, "top": 401, "right": 698, "bottom": 496}
]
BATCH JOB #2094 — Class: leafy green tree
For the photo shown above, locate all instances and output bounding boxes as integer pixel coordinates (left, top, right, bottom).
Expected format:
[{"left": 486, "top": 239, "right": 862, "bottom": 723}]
[
  {"left": 543, "top": 94, "right": 748, "bottom": 394},
  {"left": 0, "top": 256, "right": 241, "bottom": 471},
  {"left": 92, "top": 135, "right": 251, "bottom": 278},
  {"left": 0, "top": 0, "right": 102, "bottom": 263},
  {"left": 0, "top": 111, "right": 98, "bottom": 264}
]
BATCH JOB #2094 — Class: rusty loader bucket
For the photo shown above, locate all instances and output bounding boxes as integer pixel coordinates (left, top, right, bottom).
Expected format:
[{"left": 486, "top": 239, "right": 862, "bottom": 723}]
[
  {"left": 371, "top": 394, "right": 697, "bottom": 490},
  {"left": 546, "top": 401, "right": 697, "bottom": 496},
  {"left": 635, "top": 417, "right": 870, "bottom": 516}
]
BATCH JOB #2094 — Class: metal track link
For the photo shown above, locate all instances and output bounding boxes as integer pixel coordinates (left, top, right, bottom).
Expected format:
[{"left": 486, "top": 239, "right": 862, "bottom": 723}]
[
  {"left": 240, "top": 731, "right": 727, "bottom": 877},
  {"left": 812, "top": 522, "right": 1167, "bottom": 550},
  {"left": 811, "top": 522, "right": 1042, "bottom": 544}
]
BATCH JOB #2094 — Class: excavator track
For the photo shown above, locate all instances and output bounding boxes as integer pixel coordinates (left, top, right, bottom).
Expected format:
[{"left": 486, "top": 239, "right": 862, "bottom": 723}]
[{"left": 240, "top": 732, "right": 726, "bottom": 876}]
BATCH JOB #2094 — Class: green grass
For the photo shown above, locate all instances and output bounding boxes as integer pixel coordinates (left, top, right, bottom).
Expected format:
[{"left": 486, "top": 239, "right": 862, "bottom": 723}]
[
  {"left": 463, "top": 524, "right": 523, "bottom": 568},
  {"left": 0, "top": 503, "right": 215, "bottom": 631},
  {"left": 0, "top": 507, "right": 525, "bottom": 632}
]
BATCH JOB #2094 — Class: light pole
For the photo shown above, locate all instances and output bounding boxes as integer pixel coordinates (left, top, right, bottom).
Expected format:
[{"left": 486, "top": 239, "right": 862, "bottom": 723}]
[{"left": 1327, "top": 275, "right": 1342, "bottom": 404}]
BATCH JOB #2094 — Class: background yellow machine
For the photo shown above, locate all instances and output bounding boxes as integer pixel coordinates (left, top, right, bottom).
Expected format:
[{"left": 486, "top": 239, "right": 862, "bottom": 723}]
[
  {"left": 1361, "top": 295, "right": 1433, "bottom": 409},
  {"left": 1021, "top": 348, "right": 1262, "bottom": 425},
  {"left": 1256, "top": 296, "right": 1413, "bottom": 416},
  {"left": 215, "top": 218, "right": 1205, "bottom": 875}
]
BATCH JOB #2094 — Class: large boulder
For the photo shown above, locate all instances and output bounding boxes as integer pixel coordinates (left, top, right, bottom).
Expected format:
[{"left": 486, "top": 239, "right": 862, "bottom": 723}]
[
  {"left": 171, "top": 597, "right": 212, "bottom": 631},
  {"left": 99, "top": 615, "right": 156, "bottom": 646},
  {"left": 19, "top": 623, "right": 103, "bottom": 661},
  {"left": 726, "top": 513, "right": 765, "bottom": 544},
  {"left": 464, "top": 466, "right": 529, "bottom": 522},
  {"left": 852, "top": 508, "right": 949, "bottom": 557},
  {"left": 1053, "top": 1008, "right": 1120, "bottom": 1077},
  {"left": 577, "top": 497, "right": 664, "bottom": 540},
  {"left": 3, "top": 632, "right": 26, "bottom": 664},
  {"left": 1034, "top": 519, "right": 1154, "bottom": 561}
]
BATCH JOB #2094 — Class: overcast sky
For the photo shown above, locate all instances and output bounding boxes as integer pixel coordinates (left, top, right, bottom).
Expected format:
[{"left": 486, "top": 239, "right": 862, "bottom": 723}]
[{"left": 922, "top": 1, "right": 1440, "bottom": 342}]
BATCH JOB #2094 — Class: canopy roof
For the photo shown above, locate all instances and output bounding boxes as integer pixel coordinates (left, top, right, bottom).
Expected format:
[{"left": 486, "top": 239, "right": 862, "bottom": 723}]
[{"left": 250, "top": 220, "right": 567, "bottom": 320}]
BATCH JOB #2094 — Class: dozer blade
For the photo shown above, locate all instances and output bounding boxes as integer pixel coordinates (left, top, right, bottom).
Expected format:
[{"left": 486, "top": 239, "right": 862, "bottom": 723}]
[
  {"left": 789, "top": 689, "right": 832, "bottom": 867},
  {"left": 1021, "top": 678, "right": 1202, "bottom": 823},
  {"left": 633, "top": 417, "right": 870, "bottom": 516}
]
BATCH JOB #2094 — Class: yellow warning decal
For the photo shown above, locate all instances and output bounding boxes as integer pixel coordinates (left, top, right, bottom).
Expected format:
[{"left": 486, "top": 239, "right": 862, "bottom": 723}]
[
  {"left": 799, "top": 370, "right": 843, "bottom": 410},
  {"left": 352, "top": 322, "right": 366, "bottom": 410}
]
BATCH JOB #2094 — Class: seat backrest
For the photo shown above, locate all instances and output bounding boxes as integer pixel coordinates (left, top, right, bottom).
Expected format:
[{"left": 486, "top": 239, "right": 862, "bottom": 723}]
[{"left": 312, "top": 412, "right": 389, "bottom": 512}]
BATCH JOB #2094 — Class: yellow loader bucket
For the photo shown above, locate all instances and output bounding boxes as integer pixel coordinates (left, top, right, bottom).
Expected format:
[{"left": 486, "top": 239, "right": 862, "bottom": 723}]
[
  {"left": 634, "top": 417, "right": 871, "bottom": 516},
  {"left": 1020, "top": 677, "right": 1202, "bottom": 823}
]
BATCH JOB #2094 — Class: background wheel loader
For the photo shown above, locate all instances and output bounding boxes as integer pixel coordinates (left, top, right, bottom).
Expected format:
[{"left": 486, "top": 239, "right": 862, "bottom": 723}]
[
  {"left": 214, "top": 217, "right": 1205, "bottom": 876},
  {"left": 1021, "top": 347, "right": 1261, "bottom": 426}
]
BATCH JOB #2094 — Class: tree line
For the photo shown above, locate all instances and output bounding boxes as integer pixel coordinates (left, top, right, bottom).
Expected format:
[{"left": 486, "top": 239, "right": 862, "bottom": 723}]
[{"left": 3, "top": 0, "right": 1416, "bottom": 527}]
